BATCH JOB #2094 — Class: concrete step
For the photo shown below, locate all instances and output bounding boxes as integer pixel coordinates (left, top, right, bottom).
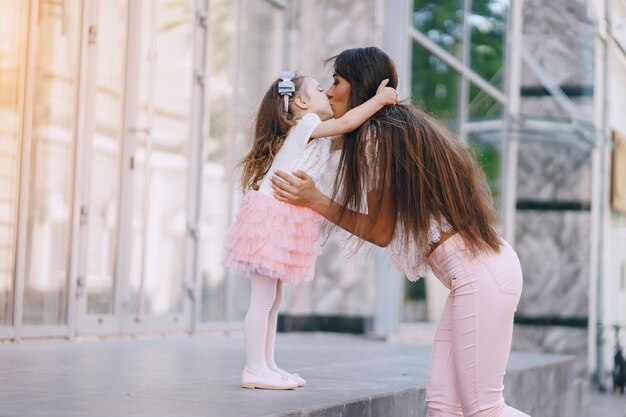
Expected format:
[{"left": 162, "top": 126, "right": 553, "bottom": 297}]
[
  {"left": 264, "top": 335, "right": 585, "bottom": 417},
  {"left": 0, "top": 333, "right": 604, "bottom": 417}
]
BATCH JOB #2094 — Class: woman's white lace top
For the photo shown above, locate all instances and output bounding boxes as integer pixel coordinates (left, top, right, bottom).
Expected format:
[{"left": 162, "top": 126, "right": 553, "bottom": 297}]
[{"left": 386, "top": 217, "right": 453, "bottom": 281}]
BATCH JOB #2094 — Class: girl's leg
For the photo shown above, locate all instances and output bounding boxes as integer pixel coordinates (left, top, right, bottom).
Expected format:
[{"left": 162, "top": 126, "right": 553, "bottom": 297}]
[
  {"left": 265, "top": 280, "right": 306, "bottom": 386},
  {"left": 265, "top": 279, "right": 283, "bottom": 371},
  {"left": 450, "top": 247, "right": 530, "bottom": 417},
  {"left": 244, "top": 273, "right": 280, "bottom": 376},
  {"left": 242, "top": 272, "right": 296, "bottom": 389},
  {"left": 426, "top": 294, "right": 463, "bottom": 416}
]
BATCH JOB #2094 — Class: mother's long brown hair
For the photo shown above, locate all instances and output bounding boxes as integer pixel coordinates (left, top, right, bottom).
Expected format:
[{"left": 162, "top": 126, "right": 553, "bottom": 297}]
[{"left": 330, "top": 47, "right": 501, "bottom": 255}]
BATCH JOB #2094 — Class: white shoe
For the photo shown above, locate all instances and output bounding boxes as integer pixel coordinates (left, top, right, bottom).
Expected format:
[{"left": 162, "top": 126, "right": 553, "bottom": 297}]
[
  {"left": 290, "top": 373, "right": 306, "bottom": 387},
  {"left": 273, "top": 368, "right": 306, "bottom": 387},
  {"left": 287, "top": 374, "right": 306, "bottom": 388},
  {"left": 241, "top": 368, "right": 298, "bottom": 390}
]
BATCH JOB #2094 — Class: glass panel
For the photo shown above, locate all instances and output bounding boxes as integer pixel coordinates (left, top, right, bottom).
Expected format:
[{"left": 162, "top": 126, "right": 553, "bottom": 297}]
[
  {"left": 199, "top": 0, "right": 236, "bottom": 322},
  {"left": 411, "top": 42, "right": 460, "bottom": 125},
  {"left": 469, "top": 83, "right": 503, "bottom": 119},
  {"left": 468, "top": 83, "right": 504, "bottom": 204},
  {"left": 23, "top": 0, "right": 81, "bottom": 325},
  {"left": 469, "top": 130, "right": 502, "bottom": 206},
  {"left": 127, "top": 0, "right": 194, "bottom": 317},
  {"left": 411, "top": 1, "right": 508, "bottom": 122},
  {"left": 85, "top": 0, "right": 128, "bottom": 315},
  {"left": 0, "top": 0, "right": 29, "bottom": 325},
  {"left": 200, "top": 0, "right": 284, "bottom": 322},
  {"left": 412, "top": 0, "right": 463, "bottom": 59},
  {"left": 469, "top": 0, "right": 508, "bottom": 90}
]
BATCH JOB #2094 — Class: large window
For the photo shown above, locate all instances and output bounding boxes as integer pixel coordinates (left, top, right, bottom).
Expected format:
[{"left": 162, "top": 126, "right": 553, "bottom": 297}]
[
  {"left": 0, "top": 0, "right": 29, "bottom": 326},
  {"left": 200, "top": 0, "right": 285, "bottom": 323},
  {"left": 410, "top": 0, "right": 508, "bottom": 199},
  {"left": 0, "top": 0, "right": 286, "bottom": 339},
  {"left": 411, "top": 0, "right": 463, "bottom": 120},
  {"left": 125, "top": 0, "right": 195, "bottom": 319},
  {"left": 22, "top": 0, "right": 81, "bottom": 325},
  {"left": 404, "top": 0, "right": 509, "bottom": 322},
  {"left": 411, "top": 0, "right": 507, "bottom": 120},
  {"left": 84, "top": 0, "right": 127, "bottom": 316}
]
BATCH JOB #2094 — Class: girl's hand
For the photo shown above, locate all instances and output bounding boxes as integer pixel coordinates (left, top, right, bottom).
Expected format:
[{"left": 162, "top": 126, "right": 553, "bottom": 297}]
[
  {"left": 270, "top": 170, "right": 325, "bottom": 209},
  {"left": 376, "top": 79, "right": 398, "bottom": 106}
]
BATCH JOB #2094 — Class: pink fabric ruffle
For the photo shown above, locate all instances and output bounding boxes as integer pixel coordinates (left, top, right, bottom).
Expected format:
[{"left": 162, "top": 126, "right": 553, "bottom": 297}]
[{"left": 221, "top": 190, "right": 324, "bottom": 284}]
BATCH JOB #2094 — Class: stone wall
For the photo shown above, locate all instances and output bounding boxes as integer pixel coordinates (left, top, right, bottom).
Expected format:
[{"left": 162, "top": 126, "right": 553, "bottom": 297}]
[
  {"left": 520, "top": 0, "right": 595, "bottom": 119},
  {"left": 512, "top": 0, "right": 596, "bottom": 377}
]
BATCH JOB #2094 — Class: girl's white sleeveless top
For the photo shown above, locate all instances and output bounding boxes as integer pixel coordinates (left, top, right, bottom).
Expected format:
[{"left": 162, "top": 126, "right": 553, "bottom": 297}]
[{"left": 257, "top": 113, "right": 331, "bottom": 195}]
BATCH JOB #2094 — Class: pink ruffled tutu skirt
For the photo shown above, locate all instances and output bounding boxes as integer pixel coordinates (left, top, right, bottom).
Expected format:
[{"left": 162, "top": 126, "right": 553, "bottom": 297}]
[{"left": 221, "top": 190, "right": 324, "bottom": 284}]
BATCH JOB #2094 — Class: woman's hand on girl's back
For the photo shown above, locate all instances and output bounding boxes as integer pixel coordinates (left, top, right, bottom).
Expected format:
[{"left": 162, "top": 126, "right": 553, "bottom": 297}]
[{"left": 271, "top": 170, "right": 325, "bottom": 210}]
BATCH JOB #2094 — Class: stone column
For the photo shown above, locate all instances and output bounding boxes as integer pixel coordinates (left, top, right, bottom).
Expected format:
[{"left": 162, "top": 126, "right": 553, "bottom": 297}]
[{"left": 512, "top": 0, "right": 596, "bottom": 377}]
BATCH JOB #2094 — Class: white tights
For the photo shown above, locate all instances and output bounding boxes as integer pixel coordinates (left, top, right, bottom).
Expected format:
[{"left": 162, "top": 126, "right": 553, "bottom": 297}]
[{"left": 244, "top": 273, "right": 290, "bottom": 377}]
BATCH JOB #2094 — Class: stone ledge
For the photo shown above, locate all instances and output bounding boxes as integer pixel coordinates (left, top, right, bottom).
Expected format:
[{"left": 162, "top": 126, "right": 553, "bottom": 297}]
[
  {"left": 0, "top": 333, "right": 595, "bottom": 417},
  {"left": 269, "top": 353, "right": 584, "bottom": 417}
]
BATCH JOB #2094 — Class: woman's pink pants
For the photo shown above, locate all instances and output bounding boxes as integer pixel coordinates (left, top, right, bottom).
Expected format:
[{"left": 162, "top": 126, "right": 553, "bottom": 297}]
[{"left": 425, "top": 234, "right": 530, "bottom": 417}]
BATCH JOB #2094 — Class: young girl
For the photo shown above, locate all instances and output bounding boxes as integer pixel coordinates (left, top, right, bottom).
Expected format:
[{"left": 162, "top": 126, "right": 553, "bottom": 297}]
[{"left": 222, "top": 71, "right": 397, "bottom": 390}]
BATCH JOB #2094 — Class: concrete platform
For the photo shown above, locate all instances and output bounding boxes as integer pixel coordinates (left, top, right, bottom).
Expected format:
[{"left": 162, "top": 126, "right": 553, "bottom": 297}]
[{"left": 0, "top": 333, "right": 617, "bottom": 417}]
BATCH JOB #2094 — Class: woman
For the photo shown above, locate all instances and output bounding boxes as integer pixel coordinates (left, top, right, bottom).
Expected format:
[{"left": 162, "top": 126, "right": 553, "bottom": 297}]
[{"left": 270, "top": 47, "right": 530, "bottom": 417}]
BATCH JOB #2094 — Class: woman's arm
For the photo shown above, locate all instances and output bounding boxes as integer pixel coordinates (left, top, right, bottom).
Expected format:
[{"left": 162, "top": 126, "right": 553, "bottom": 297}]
[
  {"left": 310, "top": 80, "right": 397, "bottom": 139},
  {"left": 270, "top": 170, "right": 396, "bottom": 247}
]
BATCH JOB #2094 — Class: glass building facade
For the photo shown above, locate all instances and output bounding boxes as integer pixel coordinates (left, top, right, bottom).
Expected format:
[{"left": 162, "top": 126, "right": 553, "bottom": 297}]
[{"left": 0, "top": 0, "right": 285, "bottom": 338}]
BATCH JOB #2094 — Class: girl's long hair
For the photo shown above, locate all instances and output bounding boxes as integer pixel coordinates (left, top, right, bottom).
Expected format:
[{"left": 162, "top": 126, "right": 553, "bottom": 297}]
[
  {"left": 330, "top": 47, "right": 501, "bottom": 255},
  {"left": 240, "top": 75, "right": 306, "bottom": 191}
]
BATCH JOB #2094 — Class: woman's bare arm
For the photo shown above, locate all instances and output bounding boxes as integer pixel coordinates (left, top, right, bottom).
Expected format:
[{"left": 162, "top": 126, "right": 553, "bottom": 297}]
[{"left": 270, "top": 170, "right": 396, "bottom": 247}]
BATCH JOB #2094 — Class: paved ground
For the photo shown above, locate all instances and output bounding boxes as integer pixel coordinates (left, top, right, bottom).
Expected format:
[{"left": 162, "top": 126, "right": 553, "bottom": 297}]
[
  {"left": 0, "top": 332, "right": 623, "bottom": 417},
  {"left": 588, "top": 390, "right": 626, "bottom": 417},
  {"left": 1, "top": 333, "right": 431, "bottom": 417}
]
